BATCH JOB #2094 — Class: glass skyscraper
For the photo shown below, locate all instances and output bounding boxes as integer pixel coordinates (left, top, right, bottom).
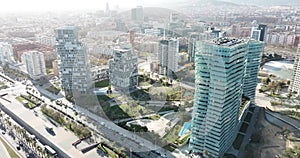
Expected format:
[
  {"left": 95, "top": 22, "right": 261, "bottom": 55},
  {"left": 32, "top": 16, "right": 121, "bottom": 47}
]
[
  {"left": 190, "top": 37, "right": 263, "bottom": 157},
  {"left": 243, "top": 40, "right": 264, "bottom": 101}
]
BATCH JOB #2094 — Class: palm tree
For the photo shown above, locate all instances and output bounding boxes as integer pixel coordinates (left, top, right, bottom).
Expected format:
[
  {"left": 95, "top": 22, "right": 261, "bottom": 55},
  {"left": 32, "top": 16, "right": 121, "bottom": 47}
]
[
  {"left": 37, "top": 146, "right": 43, "bottom": 157},
  {"left": 32, "top": 139, "right": 37, "bottom": 151}
]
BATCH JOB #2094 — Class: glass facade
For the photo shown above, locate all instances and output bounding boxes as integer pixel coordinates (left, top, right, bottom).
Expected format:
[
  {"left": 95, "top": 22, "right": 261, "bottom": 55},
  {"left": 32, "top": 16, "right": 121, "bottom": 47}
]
[{"left": 190, "top": 38, "right": 263, "bottom": 157}]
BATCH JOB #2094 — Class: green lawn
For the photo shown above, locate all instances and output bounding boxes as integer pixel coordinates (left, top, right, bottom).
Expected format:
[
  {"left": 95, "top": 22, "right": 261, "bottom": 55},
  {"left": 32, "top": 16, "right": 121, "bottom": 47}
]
[
  {"left": 16, "top": 96, "right": 37, "bottom": 109},
  {"left": 0, "top": 136, "right": 20, "bottom": 158},
  {"left": 98, "top": 144, "right": 119, "bottom": 158},
  {"left": 94, "top": 79, "right": 109, "bottom": 88},
  {"left": 103, "top": 145, "right": 118, "bottom": 158},
  {"left": 146, "top": 114, "right": 161, "bottom": 120},
  {"left": 163, "top": 124, "right": 182, "bottom": 143}
]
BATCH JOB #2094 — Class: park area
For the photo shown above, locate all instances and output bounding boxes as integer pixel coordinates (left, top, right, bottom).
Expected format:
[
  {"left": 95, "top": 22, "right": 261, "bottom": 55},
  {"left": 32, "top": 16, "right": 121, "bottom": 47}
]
[{"left": 244, "top": 109, "right": 291, "bottom": 158}]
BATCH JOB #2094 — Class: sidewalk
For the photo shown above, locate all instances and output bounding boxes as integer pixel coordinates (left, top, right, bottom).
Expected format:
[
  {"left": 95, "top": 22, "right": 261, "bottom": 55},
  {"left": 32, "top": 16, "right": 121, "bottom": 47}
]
[
  {"left": 0, "top": 135, "right": 17, "bottom": 158},
  {"left": 237, "top": 106, "right": 260, "bottom": 158}
]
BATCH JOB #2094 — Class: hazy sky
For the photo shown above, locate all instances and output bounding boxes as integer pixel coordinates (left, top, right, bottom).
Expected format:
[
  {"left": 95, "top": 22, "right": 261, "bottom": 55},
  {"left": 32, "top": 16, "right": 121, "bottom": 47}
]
[{"left": 0, "top": 0, "right": 159, "bottom": 12}]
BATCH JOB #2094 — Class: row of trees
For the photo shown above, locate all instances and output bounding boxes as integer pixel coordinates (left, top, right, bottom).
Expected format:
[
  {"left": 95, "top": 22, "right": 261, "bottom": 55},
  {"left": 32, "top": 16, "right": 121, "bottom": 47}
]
[
  {"left": 261, "top": 77, "right": 289, "bottom": 95},
  {"left": 0, "top": 111, "right": 51, "bottom": 158},
  {"left": 41, "top": 105, "right": 91, "bottom": 138}
]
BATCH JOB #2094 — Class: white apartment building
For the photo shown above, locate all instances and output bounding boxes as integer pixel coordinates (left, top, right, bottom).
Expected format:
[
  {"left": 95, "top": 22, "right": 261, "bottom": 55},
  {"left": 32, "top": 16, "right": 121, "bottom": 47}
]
[
  {"left": 0, "top": 42, "right": 14, "bottom": 65},
  {"left": 158, "top": 38, "right": 179, "bottom": 77},
  {"left": 22, "top": 50, "right": 46, "bottom": 80}
]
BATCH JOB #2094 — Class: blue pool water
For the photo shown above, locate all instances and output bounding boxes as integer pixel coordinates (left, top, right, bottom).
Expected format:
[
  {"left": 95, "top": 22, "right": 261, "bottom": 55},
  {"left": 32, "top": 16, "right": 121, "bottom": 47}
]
[{"left": 179, "top": 122, "right": 192, "bottom": 137}]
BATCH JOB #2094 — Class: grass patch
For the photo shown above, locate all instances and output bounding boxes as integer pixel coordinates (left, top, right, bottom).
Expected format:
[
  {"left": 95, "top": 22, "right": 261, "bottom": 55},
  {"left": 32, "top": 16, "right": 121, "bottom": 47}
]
[
  {"left": 41, "top": 105, "right": 66, "bottom": 125},
  {"left": 233, "top": 133, "right": 244, "bottom": 150},
  {"left": 41, "top": 105, "right": 91, "bottom": 138},
  {"left": 130, "top": 89, "right": 151, "bottom": 101},
  {"left": 175, "top": 133, "right": 190, "bottom": 145},
  {"left": 268, "top": 93, "right": 281, "bottom": 98},
  {"left": 97, "top": 143, "right": 126, "bottom": 158},
  {"left": 46, "top": 68, "right": 53, "bottom": 74},
  {"left": 0, "top": 136, "right": 20, "bottom": 158},
  {"left": 163, "top": 124, "right": 182, "bottom": 143},
  {"left": 145, "top": 114, "right": 161, "bottom": 120},
  {"left": 15, "top": 96, "right": 37, "bottom": 109},
  {"left": 98, "top": 144, "right": 119, "bottom": 158},
  {"left": 94, "top": 79, "right": 109, "bottom": 88},
  {"left": 279, "top": 111, "right": 300, "bottom": 120}
]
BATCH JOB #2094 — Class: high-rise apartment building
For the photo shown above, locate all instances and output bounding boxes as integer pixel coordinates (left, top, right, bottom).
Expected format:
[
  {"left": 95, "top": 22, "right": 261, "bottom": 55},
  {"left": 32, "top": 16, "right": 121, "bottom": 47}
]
[
  {"left": 22, "top": 51, "right": 46, "bottom": 80},
  {"left": 251, "top": 24, "right": 267, "bottom": 42},
  {"left": 289, "top": 44, "right": 300, "bottom": 94},
  {"left": 190, "top": 37, "right": 262, "bottom": 157},
  {"left": 55, "top": 26, "right": 91, "bottom": 96},
  {"left": 158, "top": 39, "right": 179, "bottom": 77},
  {"left": 188, "top": 34, "right": 199, "bottom": 62},
  {"left": 131, "top": 6, "right": 144, "bottom": 22},
  {"left": 0, "top": 42, "right": 14, "bottom": 65},
  {"left": 109, "top": 48, "right": 138, "bottom": 91},
  {"left": 243, "top": 40, "right": 264, "bottom": 101}
]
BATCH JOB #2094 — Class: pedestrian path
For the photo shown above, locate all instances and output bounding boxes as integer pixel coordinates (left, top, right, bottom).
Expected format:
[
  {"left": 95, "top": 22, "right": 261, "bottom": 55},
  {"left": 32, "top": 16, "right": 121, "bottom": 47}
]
[{"left": 0, "top": 136, "right": 11, "bottom": 158}]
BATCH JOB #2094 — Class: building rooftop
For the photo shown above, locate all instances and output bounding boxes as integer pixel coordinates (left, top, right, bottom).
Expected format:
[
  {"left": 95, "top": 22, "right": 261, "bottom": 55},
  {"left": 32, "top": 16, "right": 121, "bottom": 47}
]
[
  {"left": 114, "top": 48, "right": 131, "bottom": 52},
  {"left": 211, "top": 37, "right": 244, "bottom": 47},
  {"left": 56, "top": 26, "right": 77, "bottom": 30}
]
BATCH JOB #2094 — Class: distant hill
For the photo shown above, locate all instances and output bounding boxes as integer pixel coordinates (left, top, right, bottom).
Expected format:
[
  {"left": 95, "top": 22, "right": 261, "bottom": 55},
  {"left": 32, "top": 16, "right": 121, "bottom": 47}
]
[{"left": 222, "top": 0, "right": 300, "bottom": 6}]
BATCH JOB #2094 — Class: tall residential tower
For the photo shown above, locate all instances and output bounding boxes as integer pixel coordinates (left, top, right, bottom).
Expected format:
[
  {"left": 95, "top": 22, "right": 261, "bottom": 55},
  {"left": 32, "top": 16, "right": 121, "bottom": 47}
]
[
  {"left": 243, "top": 40, "right": 264, "bottom": 101},
  {"left": 190, "top": 37, "right": 263, "bottom": 157},
  {"left": 290, "top": 44, "right": 300, "bottom": 94},
  {"left": 22, "top": 50, "right": 46, "bottom": 80},
  {"left": 158, "top": 39, "right": 179, "bottom": 77},
  {"left": 109, "top": 48, "right": 138, "bottom": 92},
  {"left": 55, "top": 26, "right": 91, "bottom": 96}
]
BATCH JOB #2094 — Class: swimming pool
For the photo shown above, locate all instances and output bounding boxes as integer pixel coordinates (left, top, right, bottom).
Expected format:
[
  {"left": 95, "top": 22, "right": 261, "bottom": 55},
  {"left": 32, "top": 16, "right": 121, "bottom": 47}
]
[{"left": 179, "top": 122, "right": 192, "bottom": 137}]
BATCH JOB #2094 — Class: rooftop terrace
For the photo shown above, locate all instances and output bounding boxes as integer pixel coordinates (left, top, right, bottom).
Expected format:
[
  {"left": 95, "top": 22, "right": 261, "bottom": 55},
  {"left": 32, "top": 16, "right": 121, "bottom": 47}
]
[{"left": 211, "top": 37, "right": 245, "bottom": 47}]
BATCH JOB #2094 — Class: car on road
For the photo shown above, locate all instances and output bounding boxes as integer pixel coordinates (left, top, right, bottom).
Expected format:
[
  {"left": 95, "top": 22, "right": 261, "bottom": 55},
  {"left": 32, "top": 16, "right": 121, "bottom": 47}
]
[
  {"left": 2, "top": 131, "right": 5, "bottom": 135},
  {"left": 45, "top": 125, "right": 55, "bottom": 136}
]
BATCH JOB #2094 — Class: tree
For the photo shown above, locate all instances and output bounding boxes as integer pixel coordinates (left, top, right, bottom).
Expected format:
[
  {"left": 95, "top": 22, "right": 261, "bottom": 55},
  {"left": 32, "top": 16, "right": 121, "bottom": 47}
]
[
  {"left": 287, "top": 92, "right": 293, "bottom": 99},
  {"left": 262, "top": 77, "right": 271, "bottom": 85},
  {"left": 282, "top": 146, "right": 300, "bottom": 158}
]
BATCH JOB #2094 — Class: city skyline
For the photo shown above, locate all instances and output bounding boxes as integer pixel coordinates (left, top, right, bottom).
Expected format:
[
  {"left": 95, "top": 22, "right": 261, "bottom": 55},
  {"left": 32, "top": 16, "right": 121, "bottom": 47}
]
[{"left": 0, "top": 1, "right": 298, "bottom": 158}]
